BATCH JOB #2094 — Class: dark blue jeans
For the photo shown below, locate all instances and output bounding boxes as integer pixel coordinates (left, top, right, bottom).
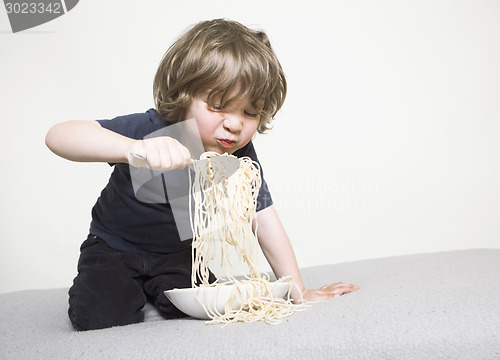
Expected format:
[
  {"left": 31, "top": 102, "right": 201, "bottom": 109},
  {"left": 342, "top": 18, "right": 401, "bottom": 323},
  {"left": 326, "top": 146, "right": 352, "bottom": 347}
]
[{"left": 68, "top": 235, "right": 215, "bottom": 331}]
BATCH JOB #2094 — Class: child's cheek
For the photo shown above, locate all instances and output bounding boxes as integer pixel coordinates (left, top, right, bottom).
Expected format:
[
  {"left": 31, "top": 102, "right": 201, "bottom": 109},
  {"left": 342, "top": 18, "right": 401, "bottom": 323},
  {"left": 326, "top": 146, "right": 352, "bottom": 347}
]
[{"left": 195, "top": 118, "right": 216, "bottom": 145}]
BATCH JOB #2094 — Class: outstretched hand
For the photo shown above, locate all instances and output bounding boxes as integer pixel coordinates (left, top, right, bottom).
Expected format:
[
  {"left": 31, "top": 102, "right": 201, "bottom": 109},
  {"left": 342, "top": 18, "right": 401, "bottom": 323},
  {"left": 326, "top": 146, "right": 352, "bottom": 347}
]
[{"left": 299, "top": 282, "right": 360, "bottom": 302}]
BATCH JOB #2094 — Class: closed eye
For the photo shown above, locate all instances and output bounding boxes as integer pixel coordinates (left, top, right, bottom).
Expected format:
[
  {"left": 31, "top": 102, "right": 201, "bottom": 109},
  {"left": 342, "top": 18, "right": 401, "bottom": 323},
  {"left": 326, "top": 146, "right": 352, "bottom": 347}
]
[
  {"left": 205, "top": 101, "right": 222, "bottom": 111},
  {"left": 244, "top": 111, "right": 258, "bottom": 118}
]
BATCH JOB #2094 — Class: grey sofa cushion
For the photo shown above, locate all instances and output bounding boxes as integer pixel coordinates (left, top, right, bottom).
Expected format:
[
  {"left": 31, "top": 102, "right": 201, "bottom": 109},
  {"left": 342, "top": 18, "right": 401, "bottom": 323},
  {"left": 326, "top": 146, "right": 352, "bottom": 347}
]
[{"left": 1, "top": 249, "right": 499, "bottom": 359}]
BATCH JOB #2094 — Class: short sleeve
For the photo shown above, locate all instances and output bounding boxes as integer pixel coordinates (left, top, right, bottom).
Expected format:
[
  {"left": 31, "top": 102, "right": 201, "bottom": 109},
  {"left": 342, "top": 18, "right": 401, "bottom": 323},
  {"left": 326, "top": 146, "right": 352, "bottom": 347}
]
[
  {"left": 96, "top": 109, "right": 167, "bottom": 166},
  {"left": 96, "top": 110, "right": 159, "bottom": 140}
]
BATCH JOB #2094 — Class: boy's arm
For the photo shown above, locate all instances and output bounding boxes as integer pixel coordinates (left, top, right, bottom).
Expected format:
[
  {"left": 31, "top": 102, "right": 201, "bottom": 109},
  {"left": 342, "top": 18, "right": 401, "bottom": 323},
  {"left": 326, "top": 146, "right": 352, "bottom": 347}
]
[
  {"left": 45, "top": 120, "right": 191, "bottom": 169},
  {"left": 45, "top": 120, "right": 133, "bottom": 163},
  {"left": 256, "top": 205, "right": 359, "bottom": 302}
]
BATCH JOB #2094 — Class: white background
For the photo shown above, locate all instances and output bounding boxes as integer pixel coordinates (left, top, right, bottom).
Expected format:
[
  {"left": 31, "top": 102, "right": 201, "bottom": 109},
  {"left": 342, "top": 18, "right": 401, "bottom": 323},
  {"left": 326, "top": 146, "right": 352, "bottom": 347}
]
[{"left": 0, "top": 0, "right": 499, "bottom": 294}]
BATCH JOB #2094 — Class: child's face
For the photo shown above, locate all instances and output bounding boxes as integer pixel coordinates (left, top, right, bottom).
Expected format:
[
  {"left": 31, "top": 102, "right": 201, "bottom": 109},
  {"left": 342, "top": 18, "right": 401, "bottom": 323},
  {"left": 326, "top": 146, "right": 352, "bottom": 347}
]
[{"left": 186, "top": 89, "right": 262, "bottom": 154}]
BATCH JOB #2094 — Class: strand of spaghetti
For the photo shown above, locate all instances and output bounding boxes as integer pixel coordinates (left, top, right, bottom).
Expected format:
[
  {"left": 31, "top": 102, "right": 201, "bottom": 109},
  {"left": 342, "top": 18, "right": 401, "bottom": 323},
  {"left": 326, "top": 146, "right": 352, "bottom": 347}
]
[{"left": 188, "top": 152, "right": 308, "bottom": 325}]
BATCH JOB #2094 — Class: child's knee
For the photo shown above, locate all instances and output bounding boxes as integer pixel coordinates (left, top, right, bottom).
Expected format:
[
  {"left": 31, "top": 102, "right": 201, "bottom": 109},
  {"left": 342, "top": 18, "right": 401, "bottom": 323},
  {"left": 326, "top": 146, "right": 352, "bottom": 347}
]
[
  {"left": 68, "top": 275, "right": 146, "bottom": 331},
  {"left": 68, "top": 291, "right": 145, "bottom": 330},
  {"left": 68, "top": 304, "right": 144, "bottom": 331}
]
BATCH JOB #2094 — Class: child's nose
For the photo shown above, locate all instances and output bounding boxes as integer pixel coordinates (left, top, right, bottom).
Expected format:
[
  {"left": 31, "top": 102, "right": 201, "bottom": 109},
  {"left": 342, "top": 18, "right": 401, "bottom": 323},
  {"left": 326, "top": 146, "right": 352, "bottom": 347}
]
[{"left": 222, "top": 114, "right": 243, "bottom": 133}]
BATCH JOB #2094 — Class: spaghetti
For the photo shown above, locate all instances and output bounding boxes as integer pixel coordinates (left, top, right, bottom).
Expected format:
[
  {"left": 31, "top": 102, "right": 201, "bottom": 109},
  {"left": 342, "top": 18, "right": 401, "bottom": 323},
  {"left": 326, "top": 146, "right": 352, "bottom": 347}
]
[{"left": 188, "top": 152, "right": 307, "bottom": 325}]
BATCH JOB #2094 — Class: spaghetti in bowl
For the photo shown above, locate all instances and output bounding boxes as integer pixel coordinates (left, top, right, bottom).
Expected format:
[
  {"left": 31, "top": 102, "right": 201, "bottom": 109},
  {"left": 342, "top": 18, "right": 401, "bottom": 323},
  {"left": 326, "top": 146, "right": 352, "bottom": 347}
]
[{"left": 164, "top": 279, "right": 292, "bottom": 320}]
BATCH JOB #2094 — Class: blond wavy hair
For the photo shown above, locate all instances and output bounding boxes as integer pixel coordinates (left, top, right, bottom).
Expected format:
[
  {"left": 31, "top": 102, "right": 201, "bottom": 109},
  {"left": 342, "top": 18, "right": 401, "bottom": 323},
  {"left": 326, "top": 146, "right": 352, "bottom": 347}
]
[{"left": 153, "top": 19, "right": 286, "bottom": 134}]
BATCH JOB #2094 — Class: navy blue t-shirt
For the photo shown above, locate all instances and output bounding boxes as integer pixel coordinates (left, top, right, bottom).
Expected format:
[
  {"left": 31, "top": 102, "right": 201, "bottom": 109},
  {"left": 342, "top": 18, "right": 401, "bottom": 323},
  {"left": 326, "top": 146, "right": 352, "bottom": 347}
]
[{"left": 89, "top": 109, "right": 273, "bottom": 256}]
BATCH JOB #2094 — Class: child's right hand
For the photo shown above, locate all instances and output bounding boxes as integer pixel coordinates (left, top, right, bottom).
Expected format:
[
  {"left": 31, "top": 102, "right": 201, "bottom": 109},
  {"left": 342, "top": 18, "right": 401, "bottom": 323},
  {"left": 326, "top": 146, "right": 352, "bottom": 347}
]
[{"left": 127, "top": 136, "right": 192, "bottom": 170}]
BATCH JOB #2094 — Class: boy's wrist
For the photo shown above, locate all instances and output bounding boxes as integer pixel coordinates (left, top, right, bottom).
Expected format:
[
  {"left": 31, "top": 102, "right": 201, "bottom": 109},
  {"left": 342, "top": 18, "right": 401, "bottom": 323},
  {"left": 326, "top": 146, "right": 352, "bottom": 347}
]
[{"left": 126, "top": 140, "right": 150, "bottom": 167}]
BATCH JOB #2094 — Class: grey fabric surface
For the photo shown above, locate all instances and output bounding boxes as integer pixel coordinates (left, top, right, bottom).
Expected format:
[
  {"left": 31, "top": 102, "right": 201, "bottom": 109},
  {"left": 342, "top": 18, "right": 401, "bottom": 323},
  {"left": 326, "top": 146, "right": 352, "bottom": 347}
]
[{"left": 1, "top": 249, "right": 499, "bottom": 360}]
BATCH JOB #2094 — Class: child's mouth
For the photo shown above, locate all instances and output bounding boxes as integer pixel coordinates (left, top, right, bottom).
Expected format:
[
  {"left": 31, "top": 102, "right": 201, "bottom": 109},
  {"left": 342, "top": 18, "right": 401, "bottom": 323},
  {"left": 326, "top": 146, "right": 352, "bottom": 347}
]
[{"left": 217, "top": 139, "right": 236, "bottom": 148}]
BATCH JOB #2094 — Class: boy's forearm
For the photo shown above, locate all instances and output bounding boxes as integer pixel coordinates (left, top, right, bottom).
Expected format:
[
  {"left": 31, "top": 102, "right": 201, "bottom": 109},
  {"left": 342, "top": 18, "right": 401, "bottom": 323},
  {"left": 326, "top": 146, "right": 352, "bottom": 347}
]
[
  {"left": 45, "top": 120, "right": 134, "bottom": 163},
  {"left": 256, "top": 205, "right": 306, "bottom": 301}
]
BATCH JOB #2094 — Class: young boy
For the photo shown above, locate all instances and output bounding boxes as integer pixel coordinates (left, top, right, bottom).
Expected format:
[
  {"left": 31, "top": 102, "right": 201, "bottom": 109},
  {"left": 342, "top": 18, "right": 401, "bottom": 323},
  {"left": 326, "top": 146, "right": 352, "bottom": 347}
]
[{"left": 45, "top": 18, "right": 359, "bottom": 331}]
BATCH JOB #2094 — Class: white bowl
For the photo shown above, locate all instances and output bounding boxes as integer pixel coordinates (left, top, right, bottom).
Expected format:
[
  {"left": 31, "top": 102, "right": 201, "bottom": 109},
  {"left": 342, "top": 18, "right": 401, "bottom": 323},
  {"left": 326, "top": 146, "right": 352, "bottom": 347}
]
[{"left": 164, "top": 281, "right": 292, "bottom": 320}]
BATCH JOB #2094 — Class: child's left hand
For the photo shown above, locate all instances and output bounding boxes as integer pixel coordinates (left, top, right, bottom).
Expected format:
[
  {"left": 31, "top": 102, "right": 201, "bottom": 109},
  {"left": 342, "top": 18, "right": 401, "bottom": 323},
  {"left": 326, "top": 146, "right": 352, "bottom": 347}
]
[{"left": 299, "top": 282, "right": 360, "bottom": 302}]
